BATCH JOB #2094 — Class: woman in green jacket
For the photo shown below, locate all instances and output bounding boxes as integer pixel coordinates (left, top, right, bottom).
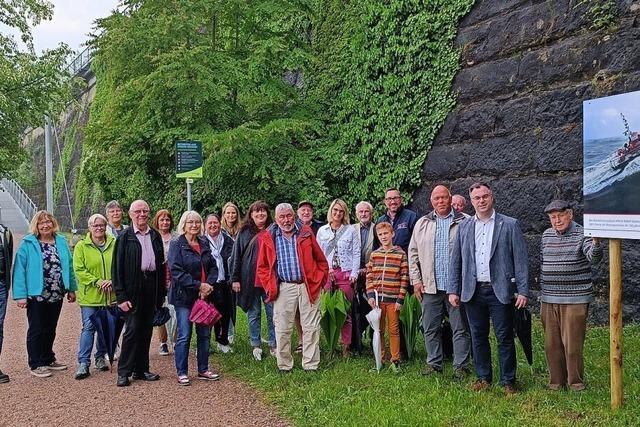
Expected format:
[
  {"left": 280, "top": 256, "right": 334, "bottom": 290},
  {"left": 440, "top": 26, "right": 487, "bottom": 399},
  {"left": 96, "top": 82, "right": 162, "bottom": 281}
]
[{"left": 73, "top": 213, "right": 116, "bottom": 379}]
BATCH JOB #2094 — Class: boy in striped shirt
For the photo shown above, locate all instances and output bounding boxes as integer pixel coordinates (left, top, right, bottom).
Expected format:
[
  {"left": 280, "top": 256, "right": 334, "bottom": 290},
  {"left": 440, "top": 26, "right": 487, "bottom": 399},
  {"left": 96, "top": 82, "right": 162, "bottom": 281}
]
[{"left": 366, "top": 222, "right": 409, "bottom": 371}]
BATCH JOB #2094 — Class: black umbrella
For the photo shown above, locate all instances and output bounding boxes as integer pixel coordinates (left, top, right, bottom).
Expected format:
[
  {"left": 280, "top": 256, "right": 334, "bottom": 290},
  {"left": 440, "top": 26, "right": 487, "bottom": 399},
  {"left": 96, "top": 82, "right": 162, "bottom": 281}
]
[
  {"left": 89, "top": 305, "right": 125, "bottom": 367},
  {"left": 513, "top": 306, "right": 533, "bottom": 366},
  {"left": 350, "top": 281, "right": 371, "bottom": 354}
]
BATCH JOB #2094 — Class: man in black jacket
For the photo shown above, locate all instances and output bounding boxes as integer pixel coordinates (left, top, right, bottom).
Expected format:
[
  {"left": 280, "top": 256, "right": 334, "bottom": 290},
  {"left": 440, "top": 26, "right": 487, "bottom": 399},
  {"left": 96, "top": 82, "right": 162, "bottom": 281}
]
[
  {"left": 0, "top": 222, "right": 13, "bottom": 383},
  {"left": 113, "top": 200, "right": 165, "bottom": 386}
]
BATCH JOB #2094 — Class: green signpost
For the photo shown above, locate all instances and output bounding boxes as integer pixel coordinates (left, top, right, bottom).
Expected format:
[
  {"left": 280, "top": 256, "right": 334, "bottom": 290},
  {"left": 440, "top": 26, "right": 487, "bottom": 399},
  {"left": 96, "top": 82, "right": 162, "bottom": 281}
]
[{"left": 175, "top": 140, "right": 203, "bottom": 209}]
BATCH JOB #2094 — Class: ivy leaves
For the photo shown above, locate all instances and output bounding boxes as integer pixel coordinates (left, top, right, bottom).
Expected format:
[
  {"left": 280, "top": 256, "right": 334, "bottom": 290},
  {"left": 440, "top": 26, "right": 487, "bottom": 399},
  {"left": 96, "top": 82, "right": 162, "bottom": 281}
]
[{"left": 307, "top": 0, "right": 474, "bottom": 210}]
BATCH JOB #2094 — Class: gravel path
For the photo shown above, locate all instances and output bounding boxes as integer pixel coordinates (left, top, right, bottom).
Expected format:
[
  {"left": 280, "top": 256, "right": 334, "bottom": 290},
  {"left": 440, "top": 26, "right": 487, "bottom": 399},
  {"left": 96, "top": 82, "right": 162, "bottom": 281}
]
[{"left": 0, "top": 235, "right": 289, "bottom": 427}]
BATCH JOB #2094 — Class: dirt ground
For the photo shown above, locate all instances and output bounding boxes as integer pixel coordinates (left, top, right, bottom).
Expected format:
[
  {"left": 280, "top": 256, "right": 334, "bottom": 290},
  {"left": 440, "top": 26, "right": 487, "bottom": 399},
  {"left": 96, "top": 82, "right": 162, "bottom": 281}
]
[{"left": 0, "top": 235, "right": 289, "bottom": 427}]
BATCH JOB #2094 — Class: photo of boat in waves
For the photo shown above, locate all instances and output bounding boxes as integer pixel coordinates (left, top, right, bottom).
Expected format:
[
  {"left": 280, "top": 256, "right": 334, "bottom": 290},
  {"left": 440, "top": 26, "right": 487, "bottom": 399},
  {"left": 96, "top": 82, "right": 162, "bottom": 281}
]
[{"left": 583, "top": 92, "right": 640, "bottom": 215}]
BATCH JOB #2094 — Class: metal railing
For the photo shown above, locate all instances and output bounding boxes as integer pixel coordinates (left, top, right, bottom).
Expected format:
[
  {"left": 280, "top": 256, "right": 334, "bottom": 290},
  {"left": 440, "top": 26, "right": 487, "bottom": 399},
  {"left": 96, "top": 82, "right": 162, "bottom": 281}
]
[
  {"left": 67, "top": 45, "right": 93, "bottom": 76},
  {"left": 1, "top": 178, "right": 38, "bottom": 223}
]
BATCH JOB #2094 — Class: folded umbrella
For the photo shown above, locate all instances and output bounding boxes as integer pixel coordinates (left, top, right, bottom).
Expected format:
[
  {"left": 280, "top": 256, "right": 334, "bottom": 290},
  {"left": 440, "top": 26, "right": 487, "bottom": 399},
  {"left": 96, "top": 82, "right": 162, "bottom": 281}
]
[
  {"left": 398, "top": 294, "right": 422, "bottom": 360},
  {"left": 514, "top": 306, "right": 533, "bottom": 366},
  {"left": 366, "top": 290, "right": 382, "bottom": 372},
  {"left": 350, "top": 284, "right": 371, "bottom": 353},
  {"left": 89, "top": 305, "right": 124, "bottom": 368}
]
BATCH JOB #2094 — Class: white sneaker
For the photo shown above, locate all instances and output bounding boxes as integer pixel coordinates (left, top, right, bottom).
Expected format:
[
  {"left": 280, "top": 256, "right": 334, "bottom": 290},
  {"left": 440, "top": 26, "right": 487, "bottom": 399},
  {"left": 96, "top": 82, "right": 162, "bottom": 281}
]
[
  {"left": 228, "top": 335, "right": 235, "bottom": 345},
  {"left": 217, "top": 343, "right": 232, "bottom": 354},
  {"left": 252, "top": 347, "right": 263, "bottom": 361},
  {"left": 31, "top": 366, "right": 52, "bottom": 378}
]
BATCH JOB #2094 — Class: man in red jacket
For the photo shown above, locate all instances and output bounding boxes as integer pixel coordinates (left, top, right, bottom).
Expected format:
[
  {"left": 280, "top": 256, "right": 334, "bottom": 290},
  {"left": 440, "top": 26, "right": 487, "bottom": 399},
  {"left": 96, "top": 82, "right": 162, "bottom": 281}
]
[{"left": 256, "top": 203, "right": 329, "bottom": 372}]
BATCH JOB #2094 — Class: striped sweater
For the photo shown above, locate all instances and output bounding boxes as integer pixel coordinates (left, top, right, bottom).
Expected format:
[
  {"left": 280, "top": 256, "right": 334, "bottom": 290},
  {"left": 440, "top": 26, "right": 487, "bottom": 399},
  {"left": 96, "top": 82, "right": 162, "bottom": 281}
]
[
  {"left": 366, "top": 246, "right": 409, "bottom": 305},
  {"left": 540, "top": 222, "right": 603, "bottom": 304}
]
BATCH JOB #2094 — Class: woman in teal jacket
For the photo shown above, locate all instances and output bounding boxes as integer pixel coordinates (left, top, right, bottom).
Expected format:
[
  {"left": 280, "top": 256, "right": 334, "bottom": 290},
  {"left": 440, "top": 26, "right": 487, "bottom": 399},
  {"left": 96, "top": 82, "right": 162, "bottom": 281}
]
[
  {"left": 12, "top": 210, "right": 77, "bottom": 378},
  {"left": 72, "top": 213, "right": 115, "bottom": 379}
]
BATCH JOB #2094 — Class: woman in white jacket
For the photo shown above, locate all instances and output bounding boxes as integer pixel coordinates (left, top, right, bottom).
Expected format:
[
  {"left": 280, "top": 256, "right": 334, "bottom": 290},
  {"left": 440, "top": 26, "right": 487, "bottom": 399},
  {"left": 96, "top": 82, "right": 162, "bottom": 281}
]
[{"left": 316, "top": 199, "right": 360, "bottom": 357}]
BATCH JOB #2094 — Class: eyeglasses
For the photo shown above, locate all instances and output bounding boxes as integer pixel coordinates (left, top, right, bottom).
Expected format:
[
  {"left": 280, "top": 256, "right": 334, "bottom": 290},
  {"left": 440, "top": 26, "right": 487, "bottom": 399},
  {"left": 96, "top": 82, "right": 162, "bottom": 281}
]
[
  {"left": 385, "top": 196, "right": 401, "bottom": 202},
  {"left": 91, "top": 223, "right": 107, "bottom": 229},
  {"left": 471, "top": 194, "right": 492, "bottom": 202}
]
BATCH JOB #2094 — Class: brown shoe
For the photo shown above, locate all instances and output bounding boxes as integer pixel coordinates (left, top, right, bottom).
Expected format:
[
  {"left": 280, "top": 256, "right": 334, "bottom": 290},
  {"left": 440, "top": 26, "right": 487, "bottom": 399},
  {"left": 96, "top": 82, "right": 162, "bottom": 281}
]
[
  {"left": 503, "top": 383, "right": 518, "bottom": 395},
  {"left": 569, "top": 383, "right": 586, "bottom": 392},
  {"left": 470, "top": 379, "right": 491, "bottom": 392}
]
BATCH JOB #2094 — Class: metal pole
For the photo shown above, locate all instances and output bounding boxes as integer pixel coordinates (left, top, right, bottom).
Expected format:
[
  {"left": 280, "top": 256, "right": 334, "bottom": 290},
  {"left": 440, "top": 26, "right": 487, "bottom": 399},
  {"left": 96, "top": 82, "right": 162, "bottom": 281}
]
[
  {"left": 186, "top": 178, "right": 193, "bottom": 211},
  {"left": 609, "top": 238, "right": 623, "bottom": 410},
  {"left": 44, "top": 116, "right": 54, "bottom": 213}
]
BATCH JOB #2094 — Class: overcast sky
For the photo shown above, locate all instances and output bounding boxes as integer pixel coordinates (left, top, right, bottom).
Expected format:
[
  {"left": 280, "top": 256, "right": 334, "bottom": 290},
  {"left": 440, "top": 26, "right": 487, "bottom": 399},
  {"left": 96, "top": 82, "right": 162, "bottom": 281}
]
[
  {"left": 584, "top": 91, "right": 640, "bottom": 141},
  {"left": 4, "top": 0, "right": 120, "bottom": 54}
]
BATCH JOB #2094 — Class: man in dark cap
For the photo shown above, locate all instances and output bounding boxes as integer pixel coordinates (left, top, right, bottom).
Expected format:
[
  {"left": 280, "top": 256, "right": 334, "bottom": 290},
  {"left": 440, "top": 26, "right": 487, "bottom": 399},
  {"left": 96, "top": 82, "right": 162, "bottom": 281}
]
[
  {"left": 296, "top": 201, "right": 325, "bottom": 236},
  {"left": 540, "top": 200, "right": 602, "bottom": 392}
]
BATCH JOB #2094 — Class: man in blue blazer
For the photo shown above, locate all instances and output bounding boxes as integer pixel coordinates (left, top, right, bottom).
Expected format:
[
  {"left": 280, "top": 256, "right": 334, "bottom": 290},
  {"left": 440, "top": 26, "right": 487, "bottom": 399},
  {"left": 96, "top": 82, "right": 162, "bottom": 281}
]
[{"left": 448, "top": 182, "right": 529, "bottom": 394}]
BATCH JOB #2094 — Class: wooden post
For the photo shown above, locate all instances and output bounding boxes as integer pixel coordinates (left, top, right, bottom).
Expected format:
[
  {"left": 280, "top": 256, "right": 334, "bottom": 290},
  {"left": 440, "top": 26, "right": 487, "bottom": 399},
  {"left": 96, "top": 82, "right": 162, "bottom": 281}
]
[{"left": 609, "top": 238, "right": 623, "bottom": 410}]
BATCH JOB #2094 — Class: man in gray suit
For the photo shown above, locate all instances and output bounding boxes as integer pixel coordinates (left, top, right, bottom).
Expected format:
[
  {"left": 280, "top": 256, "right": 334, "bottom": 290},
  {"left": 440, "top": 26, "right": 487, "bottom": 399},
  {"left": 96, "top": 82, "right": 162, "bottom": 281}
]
[
  {"left": 354, "top": 201, "right": 375, "bottom": 270},
  {"left": 448, "top": 182, "right": 529, "bottom": 395}
]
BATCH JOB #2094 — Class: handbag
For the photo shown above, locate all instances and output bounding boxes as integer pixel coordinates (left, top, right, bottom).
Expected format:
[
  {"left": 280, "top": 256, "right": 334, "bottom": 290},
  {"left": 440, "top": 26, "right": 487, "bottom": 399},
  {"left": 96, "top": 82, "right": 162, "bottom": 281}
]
[
  {"left": 189, "top": 298, "right": 222, "bottom": 327},
  {"left": 152, "top": 306, "right": 172, "bottom": 327}
]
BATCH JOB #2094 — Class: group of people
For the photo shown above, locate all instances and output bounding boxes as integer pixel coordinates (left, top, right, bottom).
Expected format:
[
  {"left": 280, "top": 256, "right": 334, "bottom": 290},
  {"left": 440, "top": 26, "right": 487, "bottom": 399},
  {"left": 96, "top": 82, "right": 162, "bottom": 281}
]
[{"left": 0, "top": 183, "right": 602, "bottom": 395}]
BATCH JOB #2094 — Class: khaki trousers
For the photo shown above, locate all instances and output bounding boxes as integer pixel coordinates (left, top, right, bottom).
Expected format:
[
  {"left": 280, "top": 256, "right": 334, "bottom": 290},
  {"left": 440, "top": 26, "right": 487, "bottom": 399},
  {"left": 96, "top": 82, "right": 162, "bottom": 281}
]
[
  {"left": 273, "top": 282, "right": 321, "bottom": 371},
  {"left": 541, "top": 302, "right": 588, "bottom": 389}
]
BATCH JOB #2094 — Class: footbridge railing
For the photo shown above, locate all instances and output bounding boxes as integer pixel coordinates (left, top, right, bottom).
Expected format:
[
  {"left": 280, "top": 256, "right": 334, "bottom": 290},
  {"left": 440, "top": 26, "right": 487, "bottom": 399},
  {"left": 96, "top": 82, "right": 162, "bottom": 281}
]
[{"left": 1, "top": 178, "right": 38, "bottom": 224}]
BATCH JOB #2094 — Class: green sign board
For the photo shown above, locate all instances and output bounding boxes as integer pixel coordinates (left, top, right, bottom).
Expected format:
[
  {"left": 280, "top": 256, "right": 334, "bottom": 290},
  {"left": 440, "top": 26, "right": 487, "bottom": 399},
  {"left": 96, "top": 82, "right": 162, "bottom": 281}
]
[{"left": 175, "top": 140, "right": 203, "bottom": 178}]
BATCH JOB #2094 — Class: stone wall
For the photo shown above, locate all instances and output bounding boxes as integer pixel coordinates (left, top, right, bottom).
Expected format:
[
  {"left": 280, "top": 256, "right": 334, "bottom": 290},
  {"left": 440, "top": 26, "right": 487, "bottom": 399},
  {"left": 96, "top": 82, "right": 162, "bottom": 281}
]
[{"left": 413, "top": 0, "right": 640, "bottom": 323}]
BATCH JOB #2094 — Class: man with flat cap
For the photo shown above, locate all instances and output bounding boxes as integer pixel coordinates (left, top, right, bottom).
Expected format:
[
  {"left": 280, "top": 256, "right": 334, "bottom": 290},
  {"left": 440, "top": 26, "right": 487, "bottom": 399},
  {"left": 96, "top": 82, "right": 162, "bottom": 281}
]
[
  {"left": 296, "top": 201, "right": 325, "bottom": 236},
  {"left": 540, "top": 199, "right": 602, "bottom": 391}
]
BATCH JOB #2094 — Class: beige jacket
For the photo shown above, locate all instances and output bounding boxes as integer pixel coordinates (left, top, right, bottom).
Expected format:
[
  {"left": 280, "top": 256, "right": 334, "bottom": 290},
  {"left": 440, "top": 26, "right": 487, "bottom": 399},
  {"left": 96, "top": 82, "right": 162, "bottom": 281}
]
[{"left": 408, "top": 210, "right": 467, "bottom": 294}]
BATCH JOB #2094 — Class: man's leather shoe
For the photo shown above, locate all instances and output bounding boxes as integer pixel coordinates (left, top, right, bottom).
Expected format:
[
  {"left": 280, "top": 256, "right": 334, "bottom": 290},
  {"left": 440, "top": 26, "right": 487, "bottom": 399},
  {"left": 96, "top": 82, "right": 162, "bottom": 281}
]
[
  {"left": 132, "top": 371, "right": 160, "bottom": 381},
  {"left": 116, "top": 375, "right": 130, "bottom": 387}
]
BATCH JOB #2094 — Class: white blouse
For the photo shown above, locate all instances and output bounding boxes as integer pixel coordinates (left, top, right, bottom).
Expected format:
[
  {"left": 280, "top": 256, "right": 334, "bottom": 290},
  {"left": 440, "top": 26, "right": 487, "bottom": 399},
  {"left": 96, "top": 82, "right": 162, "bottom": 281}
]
[{"left": 316, "top": 224, "right": 361, "bottom": 279}]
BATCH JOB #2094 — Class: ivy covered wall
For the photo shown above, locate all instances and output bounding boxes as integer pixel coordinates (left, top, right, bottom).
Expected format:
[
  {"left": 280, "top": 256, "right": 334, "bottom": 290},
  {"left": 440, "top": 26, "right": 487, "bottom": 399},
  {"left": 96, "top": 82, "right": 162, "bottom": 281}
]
[{"left": 78, "top": 0, "right": 474, "bottom": 217}]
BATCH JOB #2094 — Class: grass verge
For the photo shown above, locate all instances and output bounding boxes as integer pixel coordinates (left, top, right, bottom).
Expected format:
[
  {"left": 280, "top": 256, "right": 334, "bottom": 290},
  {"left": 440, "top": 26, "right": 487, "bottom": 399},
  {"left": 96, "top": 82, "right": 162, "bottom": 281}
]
[{"left": 212, "top": 313, "right": 640, "bottom": 426}]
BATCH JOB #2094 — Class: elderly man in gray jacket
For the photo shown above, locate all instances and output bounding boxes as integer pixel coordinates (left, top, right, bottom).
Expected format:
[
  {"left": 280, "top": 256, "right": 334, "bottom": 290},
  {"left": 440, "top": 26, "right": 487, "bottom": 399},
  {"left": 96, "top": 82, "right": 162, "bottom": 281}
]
[
  {"left": 448, "top": 182, "right": 529, "bottom": 395},
  {"left": 409, "top": 185, "right": 470, "bottom": 379}
]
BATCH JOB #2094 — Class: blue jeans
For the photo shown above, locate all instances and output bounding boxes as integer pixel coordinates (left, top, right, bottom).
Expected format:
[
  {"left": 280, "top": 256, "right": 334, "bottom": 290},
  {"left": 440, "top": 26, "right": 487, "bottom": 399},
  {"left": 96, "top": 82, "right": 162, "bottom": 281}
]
[
  {"left": 174, "top": 305, "right": 211, "bottom": 376},
  {"left": 77, "top": 306, "right": 107, "bottom": 365},
  {"left": 464, "top": 285, "right": 516, "bottom": 385},
  {"left": 247, "top": 291, "right": 275, "bottom": 348},
  {"left": 0, "top": 281, "right": 7, "bottom": 355}
]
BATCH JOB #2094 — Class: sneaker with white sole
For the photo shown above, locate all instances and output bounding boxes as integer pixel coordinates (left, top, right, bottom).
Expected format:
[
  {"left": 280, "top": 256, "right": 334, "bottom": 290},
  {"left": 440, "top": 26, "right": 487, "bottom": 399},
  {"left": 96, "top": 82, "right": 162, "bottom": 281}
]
[
  {"left": 48, "top": 361, "right": 68, "bottom": 371},
  {"left": 159, "top": 343, "right": 169, "bottom": 356},
  {"left": 31, "top": 366, "right": 52, "bottom": 378},
  {"left": 228, "top": 335, "right": 235, "bottom": 345},
  {"left": 252, "top": 347, "right": 263, "bottom": 361},
  {"left": 269, "top": 347, "right": 277, "bottom": 357},
  {"left": 217, "top": 343, "right": 232, "bottom": 354}
]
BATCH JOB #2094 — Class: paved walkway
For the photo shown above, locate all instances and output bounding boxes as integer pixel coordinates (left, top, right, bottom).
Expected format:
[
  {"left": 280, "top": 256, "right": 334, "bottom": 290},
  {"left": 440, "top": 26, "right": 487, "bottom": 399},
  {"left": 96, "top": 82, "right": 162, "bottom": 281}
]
[
  {"left": 0, "top": 184, "right": 29, "bottom": 234},
  {"left": 0, "top": 189, "right": 289, "bottom": 427}
]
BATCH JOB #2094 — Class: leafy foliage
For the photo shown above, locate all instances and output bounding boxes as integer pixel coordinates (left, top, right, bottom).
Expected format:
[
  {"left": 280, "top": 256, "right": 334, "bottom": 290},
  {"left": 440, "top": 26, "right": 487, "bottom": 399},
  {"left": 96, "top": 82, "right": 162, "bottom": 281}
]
[
  {"left": 0, "top": 0, "right": 72, "bottom": 174},
  {"left": 83, "top": 0, "right": 473, "bottom": 215},
  {"left": 84, "top": 0, "right": 317, "bottom": 214}
]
